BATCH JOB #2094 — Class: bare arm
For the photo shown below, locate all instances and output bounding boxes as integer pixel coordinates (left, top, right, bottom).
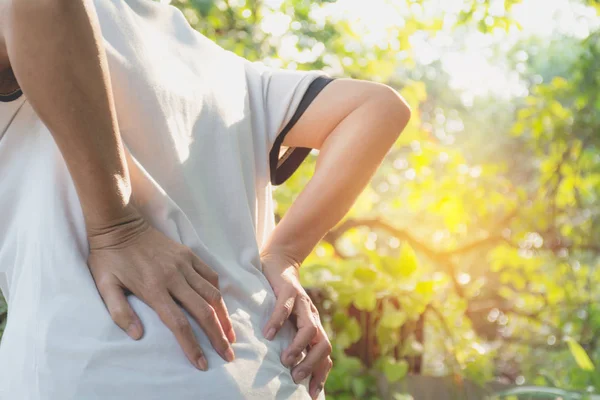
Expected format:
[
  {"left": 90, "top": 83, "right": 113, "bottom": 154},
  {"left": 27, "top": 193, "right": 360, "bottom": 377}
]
[
  {"left": 1, "top": 0, "right": 235, "bottom": 370},
  {"left": 4, "top": 0, "right": 131, "bottom": 226},
  {"left": 262, "top": 78, "right": 411, "bottom": 263},
  {"left": 259, "top": 78, "right": 411, "bottom": 398}
]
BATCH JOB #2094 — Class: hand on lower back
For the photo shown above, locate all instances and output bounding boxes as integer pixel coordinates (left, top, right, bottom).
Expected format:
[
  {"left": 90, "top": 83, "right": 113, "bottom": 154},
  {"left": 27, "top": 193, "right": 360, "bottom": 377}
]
[
  {"left": 86, "top": 207, "right": 236, "bottom": 371},
  {"left": 260, "top": 250, "right": 332, "bottom": 399}
]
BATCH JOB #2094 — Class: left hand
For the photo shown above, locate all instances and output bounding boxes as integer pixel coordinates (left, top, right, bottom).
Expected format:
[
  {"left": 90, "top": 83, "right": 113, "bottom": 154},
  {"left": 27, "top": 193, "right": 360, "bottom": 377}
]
[{"left": 260, "top": 250, "right": 332, "bottom": 399}]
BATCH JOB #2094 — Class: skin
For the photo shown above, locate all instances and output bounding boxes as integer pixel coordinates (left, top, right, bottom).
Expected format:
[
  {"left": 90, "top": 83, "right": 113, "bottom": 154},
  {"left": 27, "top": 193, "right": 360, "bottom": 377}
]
[
  {"left": 1, "top": 0, "right": 234, "bottom": 371},
  {"left": 261, "top": 79, "right": 411, "bottom": 397},
  {"left": 0, "top": 0, "right": 411, "bottom": 398}
]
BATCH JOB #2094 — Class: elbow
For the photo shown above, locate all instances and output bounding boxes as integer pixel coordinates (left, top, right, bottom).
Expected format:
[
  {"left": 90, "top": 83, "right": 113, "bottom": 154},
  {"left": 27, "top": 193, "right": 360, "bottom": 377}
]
[
  {"left": 6, "top": 0, "right": 81, "bottom": 23},
  {"left": 372, "top": 84, "right": 412, "bottom": 136}
]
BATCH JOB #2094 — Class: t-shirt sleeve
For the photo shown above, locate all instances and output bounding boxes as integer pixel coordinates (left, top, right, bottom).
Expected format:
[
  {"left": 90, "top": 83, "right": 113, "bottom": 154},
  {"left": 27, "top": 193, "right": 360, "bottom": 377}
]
[{"left": 248, "top": 62, "right": 335, "bottom": 186}]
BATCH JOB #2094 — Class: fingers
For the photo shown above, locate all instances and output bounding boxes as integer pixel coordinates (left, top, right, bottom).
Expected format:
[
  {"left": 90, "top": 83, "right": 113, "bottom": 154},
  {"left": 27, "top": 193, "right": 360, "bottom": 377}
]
[
  {"left": 309, "top": 356, "right": 333, "bottom": 399},
  {"left": 282, "top": 299, "right": 317, "bottom": 367},
  {"left": 291, "top": 334, "right": 332, "bottom": 384},
  {"left": 190, "top": 252, "right": 220, "bottom": 289},
  {"left": 169, "top": 277, "right": 235, "bottom": 364},
  {"left": 263, "top": 284, "right": 297, "bottom": 341},
  {"left": 152, "top": 293, "right": 209, "bottom": 371},
  {"left": 97, "top": 278, "right": 143, "bottom": 340},
  {"left": 282, "top": 296, "right": 332, "bottom": 398},
  {"left": 182, "top": 266, "right": 236, "bottom": 344}
]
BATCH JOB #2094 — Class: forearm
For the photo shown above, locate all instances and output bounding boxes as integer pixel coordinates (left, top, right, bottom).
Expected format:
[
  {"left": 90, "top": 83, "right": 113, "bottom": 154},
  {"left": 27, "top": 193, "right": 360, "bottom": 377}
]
[
  {"left": 3, "top": 0, "right": 132, "bottom": 227},
  {"left": 261, "top": 92, "right": 411, "bottom": 265}
]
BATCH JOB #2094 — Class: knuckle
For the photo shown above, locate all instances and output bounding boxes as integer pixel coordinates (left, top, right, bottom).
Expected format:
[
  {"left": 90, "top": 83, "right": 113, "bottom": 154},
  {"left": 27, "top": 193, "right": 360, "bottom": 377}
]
[
  {"left": 270, "top": 315, "right": 284, "bottom": 330},
  {"left": 324, "top": 340, "right": 332, "bottom": 355},
  {"left": 301, "top": 293, "right": 313, "bottom": 304},
  {"left": 326, "top": 357, "right": 333, "bottom": 369},
  {"left": 294, "top": 369, "right": 308, "bottom": 382},
  {"left": 192, "top": 347, "right": 204, "bottom": 360},
  {"left": 198, "top": 304, "right": 217, "bottom": 320},
  {"left": 307, "top": 325, "right": 318, "bottom": 338},
  {"left": 283, "top": 297, "right": 295, "bottom": 314},
  {"left": 172, "top": 316, "right": 191, "bottom": 334},
  {"left": 292, "top": 344, "right": 305, "bottom": 355},
  {"left": 216, "top": 335, "right": 229, "bottom": 349},
  {"left": 163, "top": 265, "right": 180, "bottom": 283},
  {"left": 142, "top": 280, "right": 163, "bottom": 300},
  {"left": 181, "top": 248, "right": 194, "bottom": 260},
  {"left": 208, "top": 271, "right": 219, "bottom": 288},
  {"left": 311, "top": 304, "right": 321, "bottom": 318},
  {"left": 109, "top": 305, "right": 129, "bottom": 323},
  {"left": 143, "top": 275, "right": 161, "bottom": 289},
  {"left": 292, "top": 284, "right": 302, "bottom": 296},
  {"left": 95, "top": 276, "right": 114, "bottom": 292},
  {"left": 144, "top": 281, "right": 161, "bottom": 295},
  {"left": 205, "top": 287, "right": 222, "bottom": 304}
]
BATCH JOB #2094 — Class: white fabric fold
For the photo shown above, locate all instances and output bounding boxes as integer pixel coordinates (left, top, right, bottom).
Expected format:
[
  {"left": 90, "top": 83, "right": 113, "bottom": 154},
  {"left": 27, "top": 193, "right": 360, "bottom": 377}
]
[{"left": 0, "top": 0, "right": 326, "bottom": 398}]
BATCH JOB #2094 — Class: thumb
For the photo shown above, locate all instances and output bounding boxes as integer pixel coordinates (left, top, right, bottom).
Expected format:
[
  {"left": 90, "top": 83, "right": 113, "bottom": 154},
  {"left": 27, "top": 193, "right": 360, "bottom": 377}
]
[{"left": 98, "top": 281, "right": 144, "bottom": 340}]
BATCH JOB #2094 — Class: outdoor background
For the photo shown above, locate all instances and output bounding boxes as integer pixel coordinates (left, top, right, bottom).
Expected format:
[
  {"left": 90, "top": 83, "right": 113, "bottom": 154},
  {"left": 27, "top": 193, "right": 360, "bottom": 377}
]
[{"left": 2, "top": 0, "right": 600, "bottom": 399}]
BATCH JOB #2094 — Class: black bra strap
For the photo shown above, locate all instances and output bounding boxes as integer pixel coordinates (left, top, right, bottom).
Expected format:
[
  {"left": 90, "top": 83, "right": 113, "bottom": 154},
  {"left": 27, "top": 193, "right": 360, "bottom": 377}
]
[
  {"left": 269, "top": 76, "right": 335, "bottom": 186},
  {"left": 0, "top": 88, "right": 23, "bottom": 103}
]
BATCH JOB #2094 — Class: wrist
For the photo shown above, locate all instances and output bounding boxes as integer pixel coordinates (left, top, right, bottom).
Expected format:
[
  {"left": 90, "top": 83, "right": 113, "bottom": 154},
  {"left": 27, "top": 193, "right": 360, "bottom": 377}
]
[
  {"left": 86, "top": 203, "right": 149, "bottom": 250},
  {"left": 79, "top": 172, "right": 134, "bottom": 228},
  {"left": 259, "top": 245, "right": 304, "bottom": 270},
  {"left": 261, "top": 219, "right": 325, "bottom": 270}
]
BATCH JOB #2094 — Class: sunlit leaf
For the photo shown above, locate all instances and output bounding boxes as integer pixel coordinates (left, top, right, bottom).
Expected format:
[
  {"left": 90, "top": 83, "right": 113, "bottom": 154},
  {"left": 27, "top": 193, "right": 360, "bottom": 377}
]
[
  {"left": 565, "top": 337, "right": 595, "bottom": 371},
  {"left": 351, "top": 379, "right": 367, "bottom": 397},
  {"left": 379, "top": 357, "right": 409, "bottom": 383},
  {"left": 354, "top": 288, "right": 377, "bottom": 311},
  {"left": 382, "top": 243, "right": 418, "bottom": 278},
  {"left": 415, "top": 281, "right": 434, "bottom": 296},
  {"left": 353, "top": 265, "right": 378, "bottom": 284},
  {"left": 380, "top": 310, "right": 407, "bottom": 329}
]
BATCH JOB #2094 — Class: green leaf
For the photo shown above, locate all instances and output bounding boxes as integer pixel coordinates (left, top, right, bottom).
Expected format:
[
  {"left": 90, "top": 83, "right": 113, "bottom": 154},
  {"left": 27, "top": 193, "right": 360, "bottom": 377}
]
[
  {"left": 551, "top": 76, "right": 569, "bottom": 89},
  {"left": 393, "top": 395, "right": 415, "bottom": 400},
  {"left": 333, "top": 312, "right": 362, "bottom": 349},
  {"left": 351, "top": 379, "right": 367, "bottom": 397},
  {"left": 565, "top": 337, "right": 595, "bottom": 371},
  {"left": 380, "top": 310, "right": 407, "bottom": 329},
  {"left": 332, "top": 312, "right": 349, "bottom": 330},
  {"left": 354, "top": 288, "right": 377, "bottom": 311},
  {"left": 493, "top": 386, "right": 586, "bottom": 399},
  {"left": 380, "top": 357, "right": 409, "bottom": 383},
  {"left": 346, "top": 317, "right": 362, "bottom": 342},
  {"left": 383, "top": 243, "right": 418, "bottom": 278},
  {"left": 353, "top": 265, "right": 378, "bottom": 284},
  {"left": 415, "top": 281, "right": 434, "bottom": 296}
]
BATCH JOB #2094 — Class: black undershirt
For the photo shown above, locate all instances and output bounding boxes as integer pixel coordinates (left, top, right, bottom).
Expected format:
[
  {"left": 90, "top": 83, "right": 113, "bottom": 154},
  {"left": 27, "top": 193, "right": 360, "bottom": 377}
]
[
  {"left": 1, "top": 76, "right": 334, "bottom": 186},
  {"left": 269, "top": 76, "right": 335, "bottom": 186},
  {"left": 0, "top": 88, "right": 23, "bottom": 103}
]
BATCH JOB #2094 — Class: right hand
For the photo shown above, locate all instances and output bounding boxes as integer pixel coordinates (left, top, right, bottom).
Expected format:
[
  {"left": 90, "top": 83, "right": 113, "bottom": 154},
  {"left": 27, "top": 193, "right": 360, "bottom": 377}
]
[{"left": 86, "top": 207, "right": 236, "bottom": 371}]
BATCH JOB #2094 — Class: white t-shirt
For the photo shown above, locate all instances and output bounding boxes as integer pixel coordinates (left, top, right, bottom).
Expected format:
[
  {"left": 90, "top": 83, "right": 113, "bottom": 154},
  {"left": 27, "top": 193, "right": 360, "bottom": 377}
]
[{"left": 0, "top": 0, "right": 334, "bottom": 398}]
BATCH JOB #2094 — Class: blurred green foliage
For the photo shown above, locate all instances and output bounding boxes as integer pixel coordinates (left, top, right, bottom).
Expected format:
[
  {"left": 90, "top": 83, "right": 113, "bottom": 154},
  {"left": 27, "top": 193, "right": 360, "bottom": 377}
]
[{"left": 170, "top": 0, "right": 598, "bottom": 397}]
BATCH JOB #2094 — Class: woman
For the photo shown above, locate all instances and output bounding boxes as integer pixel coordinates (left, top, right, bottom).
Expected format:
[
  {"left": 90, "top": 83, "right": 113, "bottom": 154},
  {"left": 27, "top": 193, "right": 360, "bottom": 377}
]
[{"left": 0, "top": 0, "right": 411, "bottom": 399}]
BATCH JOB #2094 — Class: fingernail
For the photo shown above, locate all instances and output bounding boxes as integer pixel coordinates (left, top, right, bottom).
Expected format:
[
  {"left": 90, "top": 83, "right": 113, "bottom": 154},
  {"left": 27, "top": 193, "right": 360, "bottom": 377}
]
[
  {"left": 311, "top": 385, "right": 323, "bottom": 399},
  {"left": 295, "top": 370, "right": 307, "bottom": 381},
  {"left": 286, "top": 354, "right": 296, "bottom": 366},
  {"left": 196, "top": 356, "right": 208, "bottom": 371},
  {"left": 127, "top": 321, "right": 141, "bottom": 339},
  {"left": 224, "top": 347, "right": 235, "bottom": 362},
  {"left": 265, "top": 328, "right": 276, "bottom": 341},
  {"left": 228, "top": 328, "right": 237, "bottom": 343}
]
